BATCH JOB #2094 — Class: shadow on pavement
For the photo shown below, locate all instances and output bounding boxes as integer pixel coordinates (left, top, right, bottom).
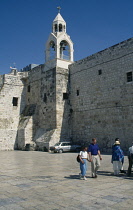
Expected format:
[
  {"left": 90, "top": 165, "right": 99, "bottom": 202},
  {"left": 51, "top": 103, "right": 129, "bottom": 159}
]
[
  {"left": 64, "top": 175, "right": 80, "bottom": 179},
  {"left": 98, "top": 170, "right": 133, "bottom": 179},
  {"left": 97, "top": 171, "right": 114, "bottom": 176},
  {"left": 98, "top": 170, "right": 127, "bottom": 177},
  {"left": 64, "top": 171, "right": 133, "bottom": 180},
  {"left": 124, "top": 176, "right": 133, "bottom": 180},
  {"left": 64, "top": 175, "right": 92, "bottom": 179}
]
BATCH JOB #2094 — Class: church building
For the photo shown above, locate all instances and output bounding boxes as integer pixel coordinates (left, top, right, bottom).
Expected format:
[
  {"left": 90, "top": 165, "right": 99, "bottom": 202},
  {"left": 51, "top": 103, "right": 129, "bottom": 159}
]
[{"left": 0, "top": 10, "right": 133, "bottom": 152}]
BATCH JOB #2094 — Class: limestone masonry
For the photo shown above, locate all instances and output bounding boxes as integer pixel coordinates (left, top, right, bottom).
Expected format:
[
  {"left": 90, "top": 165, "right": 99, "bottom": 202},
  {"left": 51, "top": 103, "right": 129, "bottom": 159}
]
[{"left": 0, "top": 11, "right": 133, "bottom": 152}]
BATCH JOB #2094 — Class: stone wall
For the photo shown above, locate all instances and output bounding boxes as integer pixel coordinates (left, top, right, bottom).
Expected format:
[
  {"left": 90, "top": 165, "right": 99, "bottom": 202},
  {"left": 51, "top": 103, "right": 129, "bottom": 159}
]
[
  {"left": 69, "top": 38, "right": 133, "bottom": 152},
  {"left": 56, "top": 67, "right": 70, "bottom": 142},
  {"left": 0, "top": 75, "right": 4, "bottom": 89},
  {"left": 16, "top": 65, "right": 70, "bottom": 150},
  {"left": 33, "top": 66, "right": 70, "bottom": 148},
  {"left": 0, "top": 64, "right": 70, "bottom": 150},
  {"left": 0, "top": 72, "right": 26, "bottom": 150},
  {"left": 16, "top": 64, "right": 56, "bottom": 150}
]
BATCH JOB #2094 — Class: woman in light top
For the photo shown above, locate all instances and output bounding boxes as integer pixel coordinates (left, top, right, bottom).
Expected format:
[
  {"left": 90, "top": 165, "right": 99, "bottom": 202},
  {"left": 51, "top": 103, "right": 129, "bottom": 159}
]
[{"left": 79, "top": 146, "right": 88, "bottom": 180}]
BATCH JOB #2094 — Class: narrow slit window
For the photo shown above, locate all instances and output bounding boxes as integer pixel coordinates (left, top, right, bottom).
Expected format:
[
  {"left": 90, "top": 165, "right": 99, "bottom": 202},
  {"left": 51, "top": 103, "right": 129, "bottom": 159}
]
[
  {"left": 127, "top": 72, "right": 132, "bottom": 82},
  {"left": 98, "top": 69, "right": 102, "bottom": 75},
  {"left": 59, "top": 24, "right": 62, "bottom": 32},
  {"left": 12, "top": 97, "right": 18, "bottom": 106},
  {"left": 55, "top": 24, "right": 58, "bottom": 32},
  {"left": 43, "top": 93, "right": 47, "bottom": 103},
  {"left": 77, "top": 90, "right": 79, "bottom": 96},
  {"left": 63, "top": 93, "right": 69, "bottom": 100},
  {"left": 27, "top": 85, "right": 30, "bottom": 92}
]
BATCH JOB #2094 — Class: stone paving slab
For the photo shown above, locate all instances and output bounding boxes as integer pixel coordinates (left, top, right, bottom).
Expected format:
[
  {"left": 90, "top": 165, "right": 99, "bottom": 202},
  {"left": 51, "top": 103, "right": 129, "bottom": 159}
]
[{"left": 0, "top": 151, "right": 132, "bottom": 209}]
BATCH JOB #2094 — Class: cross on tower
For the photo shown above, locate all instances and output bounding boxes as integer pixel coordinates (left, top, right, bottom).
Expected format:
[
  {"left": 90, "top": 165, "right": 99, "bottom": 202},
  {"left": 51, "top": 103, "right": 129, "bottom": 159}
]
[
  {"left": 57, "top": 6, "right": 61, "bottom": 13},
  {"left": 13, "top": 62, "right": 16, "bottom": 68}
]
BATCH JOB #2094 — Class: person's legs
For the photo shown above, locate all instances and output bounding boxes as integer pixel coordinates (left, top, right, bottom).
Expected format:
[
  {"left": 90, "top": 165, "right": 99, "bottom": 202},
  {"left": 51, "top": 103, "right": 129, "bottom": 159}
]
[
  {"left": 82, "top": 159, "right": 87, "bottom": 180},
  {"left": 113, "top": 161, "right": 117, "bottom": 175},
  {"left": 80, "top": 161, "right": 83, "bottom": 177},
  {"left": 120, "top": 162, "right": 126, "bottom": 173},
  {"left": 82, "top": 159, "right": 87, "bottom": 176},
  {"left": 91, "top": 156, "right": 96, "bottom": 177},
  {"left": 113, "top": 161, "right": 119, "bottom": 175},
  {"left": 80, "top": 159, "right": 87, "bottom": 180},
  {"left": 118, "top": 161, "right": 122, "bottom": 172},
  {"left": 80, "top": 160, "right": 85, "bottom": 176},
  {"left": 127, "top": 156, "right": 132, "bottom": 176},
  {"left": 121, "top": 164, "right": 124, "bottom": 171},
  {"left": 95, "top": 155, "right": 101, "bottom": 175}
]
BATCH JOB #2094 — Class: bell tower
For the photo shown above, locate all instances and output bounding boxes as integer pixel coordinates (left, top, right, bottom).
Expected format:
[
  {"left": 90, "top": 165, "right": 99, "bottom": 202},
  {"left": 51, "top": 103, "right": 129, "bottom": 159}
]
[{"left": 45, "top": 7, "right": 74, "bottom": 70}]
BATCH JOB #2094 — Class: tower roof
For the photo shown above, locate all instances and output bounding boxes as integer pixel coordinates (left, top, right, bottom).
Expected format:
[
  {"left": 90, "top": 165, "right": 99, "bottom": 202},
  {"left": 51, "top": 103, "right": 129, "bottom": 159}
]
[{"left": 53, "top": 13, "right": 66, "bottom": 23}]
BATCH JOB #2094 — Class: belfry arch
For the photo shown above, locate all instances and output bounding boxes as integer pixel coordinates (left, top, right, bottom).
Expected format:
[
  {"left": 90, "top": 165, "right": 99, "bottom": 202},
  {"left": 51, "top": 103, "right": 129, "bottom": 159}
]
[
  {"left": 60, "top": 40, "right": 70, "bottom": 60},
  {"left": 49, "top": 41, "right": 56, "bottom": 60},
  {"left": 54, "top": 24, "right": 58, "bottom": 32},
  {"left": 59, "top": 24, "right": 63, "bottom": 32}
]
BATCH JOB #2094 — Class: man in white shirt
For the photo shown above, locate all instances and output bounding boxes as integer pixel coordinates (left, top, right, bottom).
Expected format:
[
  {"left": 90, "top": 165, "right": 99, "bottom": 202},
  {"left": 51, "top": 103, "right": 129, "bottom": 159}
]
[{"left": 127, "top": 142, "right": 133, "bottom": 176}]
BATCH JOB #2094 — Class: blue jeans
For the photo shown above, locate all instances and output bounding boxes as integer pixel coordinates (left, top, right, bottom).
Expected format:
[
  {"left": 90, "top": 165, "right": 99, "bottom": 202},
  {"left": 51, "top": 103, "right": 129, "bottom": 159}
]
[{"left": 80, "top": 159, "right": 87, "bottom": 176}]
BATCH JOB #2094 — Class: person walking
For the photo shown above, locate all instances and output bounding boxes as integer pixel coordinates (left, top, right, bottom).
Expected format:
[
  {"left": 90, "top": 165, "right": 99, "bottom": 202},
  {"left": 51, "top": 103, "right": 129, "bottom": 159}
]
[
  {"left": 112, "top": 138, "right": 126, "bottom": 173},
  {"left": 79, "top": 146, "right": 88, "bottom": 180},
  {"left": 127, "top": 142, "right": 133, "bottom": 176},
  {"left": 111, "top": 140, "right": 124, "bottom": 175},
  {"left": 88, "top": 138, "right": 102, "bottom": 178}
]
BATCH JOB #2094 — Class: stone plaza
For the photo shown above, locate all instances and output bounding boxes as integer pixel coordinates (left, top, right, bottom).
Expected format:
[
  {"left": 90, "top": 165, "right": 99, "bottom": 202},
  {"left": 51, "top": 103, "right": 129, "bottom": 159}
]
[{"left": 0, "top": 151, "right": 132, "bottom": 210}]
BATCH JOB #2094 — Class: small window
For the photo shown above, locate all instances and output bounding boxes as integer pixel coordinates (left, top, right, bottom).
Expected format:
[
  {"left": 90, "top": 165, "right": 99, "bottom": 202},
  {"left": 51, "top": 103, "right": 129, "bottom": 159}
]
[
  {"left": 63, "top": 93, "right": 69, "bottom": 100},
  {"left": 55, "top": 24, "right": 58, "bottom": 32},
  {"left": 61, "top": 143, "right": 70, "bottom": 146},
  {"left": 59, "top": 24, "right": 62, "bottom": 32},
  {"left": 127, "top": 72, "right": 132, "bottom": 82},
  {"left": 98, "top": 69, "right": 102, "bottom": 75},
  {"left": 27, "top": 85, "right": 30, "bottom": 92},
  {"left": 43, "top": 93, "right": 47, "bottom": 103},
  {"left": 12, "top": 97, "right": 18, "bottom": 106},
  {"left": 66, "top": 143, "right": 71, "bottom": 146},
  {"left": 77, "top": 90, "right": 79, "bottom": 96}
]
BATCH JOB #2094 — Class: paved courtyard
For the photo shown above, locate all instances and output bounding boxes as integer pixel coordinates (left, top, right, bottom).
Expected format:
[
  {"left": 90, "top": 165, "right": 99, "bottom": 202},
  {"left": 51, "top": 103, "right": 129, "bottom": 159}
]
[{"left": 0, "top": 151, "right": 132, "bottom": 210}]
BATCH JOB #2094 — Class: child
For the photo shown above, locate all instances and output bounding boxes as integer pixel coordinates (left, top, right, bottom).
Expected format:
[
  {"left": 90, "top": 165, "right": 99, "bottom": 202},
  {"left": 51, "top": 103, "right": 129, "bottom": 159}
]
[{"left": 79, "top": 146, "right": 88, "bottom": 180}]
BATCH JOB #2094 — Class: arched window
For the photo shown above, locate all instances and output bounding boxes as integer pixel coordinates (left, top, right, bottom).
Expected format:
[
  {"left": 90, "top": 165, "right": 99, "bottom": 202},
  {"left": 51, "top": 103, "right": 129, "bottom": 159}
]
[
  {"left": 60, "top": 40, "right": 70, "bottom": 60},
  {"left": 49, "top": 41, "right": 55, "bottom": 60},
  {"left": 54, "top": 24, "right": 58, "bottom": 32},
  {"left": 59, "top": 24, "right": 63, "bottom": 32}
]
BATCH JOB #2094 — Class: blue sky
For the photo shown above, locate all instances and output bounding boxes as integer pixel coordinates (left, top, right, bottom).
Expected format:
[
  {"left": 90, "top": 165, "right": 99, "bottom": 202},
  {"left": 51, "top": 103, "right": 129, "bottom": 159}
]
[{"left": 0, "top": 0, "right": 133, "bottom": 74}]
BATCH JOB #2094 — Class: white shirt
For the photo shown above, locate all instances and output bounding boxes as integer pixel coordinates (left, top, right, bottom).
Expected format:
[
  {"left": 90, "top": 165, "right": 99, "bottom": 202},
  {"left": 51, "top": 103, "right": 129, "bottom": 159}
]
[
  {"left": 79, "top": 151, "right": 88, "bottom": 159},
  {"left": 129, "top": 146, "right": 133, "bottom": 154}
]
